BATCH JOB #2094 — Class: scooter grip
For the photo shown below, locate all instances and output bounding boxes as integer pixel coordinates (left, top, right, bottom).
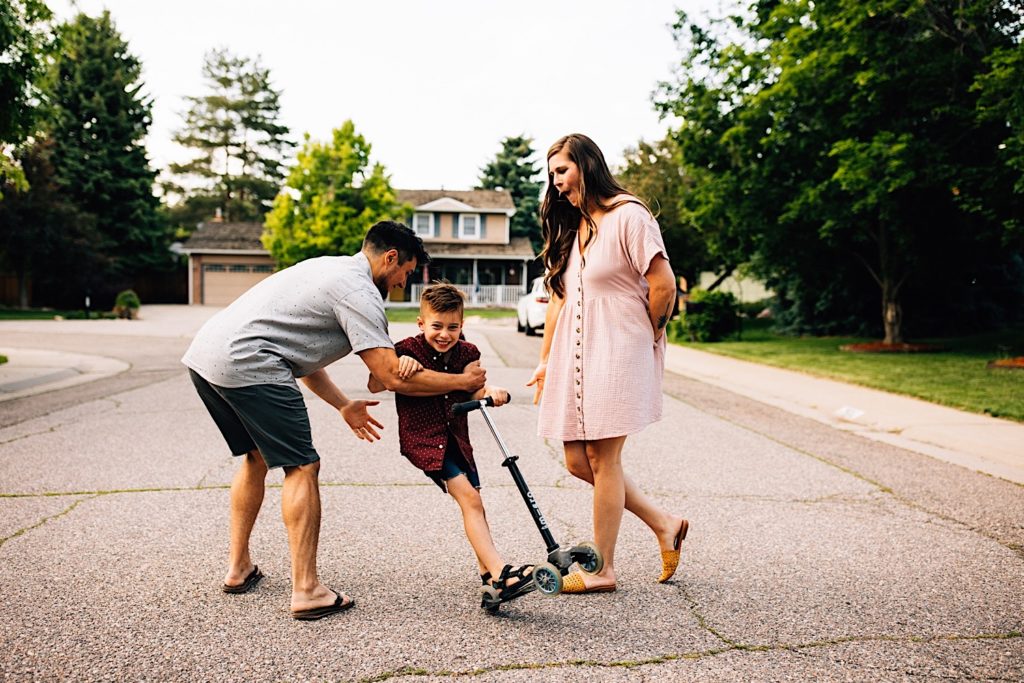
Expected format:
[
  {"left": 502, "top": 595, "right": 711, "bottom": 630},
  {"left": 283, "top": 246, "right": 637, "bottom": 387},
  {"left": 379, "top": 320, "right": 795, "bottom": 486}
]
[{"left": 452, "top": 395, "right": 500, "bottom": 416}]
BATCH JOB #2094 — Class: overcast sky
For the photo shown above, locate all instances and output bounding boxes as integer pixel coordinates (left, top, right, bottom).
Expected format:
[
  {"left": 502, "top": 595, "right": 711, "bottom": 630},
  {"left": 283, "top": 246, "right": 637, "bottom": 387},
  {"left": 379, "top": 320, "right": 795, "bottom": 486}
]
[{"left": 51, "top": 0, "right": 733, "bottom": 191}]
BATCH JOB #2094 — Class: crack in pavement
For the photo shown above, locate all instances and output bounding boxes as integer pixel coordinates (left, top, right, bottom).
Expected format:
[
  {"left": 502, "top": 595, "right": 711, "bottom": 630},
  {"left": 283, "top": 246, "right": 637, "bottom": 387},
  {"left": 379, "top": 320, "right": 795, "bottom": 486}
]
[
  {"left": 0, "top": 494, "right": 98, "bottom": 548},
  {"left": 357, "top": 631, "right": 1023, "bottom": 681}
]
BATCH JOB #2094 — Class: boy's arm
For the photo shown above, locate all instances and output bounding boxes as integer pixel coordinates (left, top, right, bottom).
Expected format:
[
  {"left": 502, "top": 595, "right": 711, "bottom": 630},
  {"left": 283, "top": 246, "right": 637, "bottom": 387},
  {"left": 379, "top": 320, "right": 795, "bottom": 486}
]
[
  {"left": 471, "top": 384, "right": 510, "bottom": 406},
  {"left": 358, "top": 347, "right": 486, "bottom": 396},
  {"left": 367, "top": 355, "right": 422, "bottom": 393}
]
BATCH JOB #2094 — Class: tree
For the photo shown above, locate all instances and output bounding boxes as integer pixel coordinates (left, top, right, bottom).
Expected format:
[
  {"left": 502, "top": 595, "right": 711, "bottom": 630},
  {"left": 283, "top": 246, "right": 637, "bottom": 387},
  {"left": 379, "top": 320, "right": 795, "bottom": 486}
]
[
  {"left": 657, "top": 1, "right": 1024, "bottom": 342},
  {"left": 263, "top": 120, "right": 403, "bottom": 267},
  {"left": 477, "top": 135, "right": 543, "bottom": 249},
  {"left": 0, "top": 138, "right": 100, "bottom": 307},
  {"left": 618, "top": 137, "right": 708, "bottom": 290},
  {"left": 46, "top": 11, "right": 170, "bottom": 303},
  {"left": 0, "top": 0, "right": 55, "bottom": 195},
  {"left": 165, "top": 48, "right": 294, "bottom": 229}
]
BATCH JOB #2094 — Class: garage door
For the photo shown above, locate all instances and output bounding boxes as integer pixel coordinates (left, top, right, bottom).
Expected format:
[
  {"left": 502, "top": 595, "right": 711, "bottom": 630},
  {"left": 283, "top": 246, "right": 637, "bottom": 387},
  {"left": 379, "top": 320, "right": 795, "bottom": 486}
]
[{"left": 202, "top": 264, "right": 273, "bottom": 305}]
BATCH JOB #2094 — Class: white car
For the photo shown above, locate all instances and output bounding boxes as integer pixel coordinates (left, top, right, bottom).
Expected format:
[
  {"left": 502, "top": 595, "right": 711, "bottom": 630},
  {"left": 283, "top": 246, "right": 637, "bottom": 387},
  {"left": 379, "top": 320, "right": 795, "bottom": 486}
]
[{"left": 517, "top": 276, "right": 549, "bottom": 336}]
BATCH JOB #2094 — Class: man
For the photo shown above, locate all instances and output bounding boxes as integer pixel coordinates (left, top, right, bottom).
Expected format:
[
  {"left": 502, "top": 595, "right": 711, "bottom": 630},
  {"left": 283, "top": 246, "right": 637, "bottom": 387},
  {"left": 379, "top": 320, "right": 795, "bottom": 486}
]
[{"left": 183, "top": 220, "right": 486, "bottom": 620}]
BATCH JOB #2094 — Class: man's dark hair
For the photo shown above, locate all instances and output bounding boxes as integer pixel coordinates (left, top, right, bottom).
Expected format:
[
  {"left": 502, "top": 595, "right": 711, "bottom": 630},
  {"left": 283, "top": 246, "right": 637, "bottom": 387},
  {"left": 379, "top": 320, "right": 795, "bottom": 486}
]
[{"left": 363, "top": 221, "right": 430, "bottom": 266}]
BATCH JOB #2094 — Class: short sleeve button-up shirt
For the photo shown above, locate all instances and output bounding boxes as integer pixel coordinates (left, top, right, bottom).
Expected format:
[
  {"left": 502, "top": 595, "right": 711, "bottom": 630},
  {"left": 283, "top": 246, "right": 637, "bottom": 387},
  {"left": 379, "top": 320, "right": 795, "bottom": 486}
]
[{"left": 394, "top": 334, "right": 480, "bottom": 472}]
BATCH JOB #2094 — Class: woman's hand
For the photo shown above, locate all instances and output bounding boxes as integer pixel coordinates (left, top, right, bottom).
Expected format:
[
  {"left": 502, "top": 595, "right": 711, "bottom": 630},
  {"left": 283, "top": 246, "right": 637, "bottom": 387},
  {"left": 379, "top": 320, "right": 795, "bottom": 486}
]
[
  {"left": 526, "top": 363, "right": 547, "bottom": 405},
  {"left": 340, "top": 399, "right": 384, "bottom": 442},
  {"left": 396, "top": 356, "right": 423, "bottom": 379}
]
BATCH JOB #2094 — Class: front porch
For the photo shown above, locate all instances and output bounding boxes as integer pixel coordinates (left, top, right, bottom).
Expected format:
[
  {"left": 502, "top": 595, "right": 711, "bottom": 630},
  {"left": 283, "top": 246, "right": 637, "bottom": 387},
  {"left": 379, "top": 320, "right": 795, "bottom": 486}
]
[
  {"left": 396, "top": 237, "right": 538, "bottom": 306},
  {"left": 408, "top": 282, "right": 524, "bottom": 306}
]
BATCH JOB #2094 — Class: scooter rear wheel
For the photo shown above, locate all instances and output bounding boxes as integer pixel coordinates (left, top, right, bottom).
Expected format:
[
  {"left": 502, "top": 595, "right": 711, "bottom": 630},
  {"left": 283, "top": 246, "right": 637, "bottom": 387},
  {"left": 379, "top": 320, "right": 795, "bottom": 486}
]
[
  {"left": 533, "top": 562, "right": 562, "bottom": 595},
  {"left": 571, "top": 541, "right": 604, "bottom": 575},
  {"left": 480, "top": 585, "right": 501, "bottom": 612}
]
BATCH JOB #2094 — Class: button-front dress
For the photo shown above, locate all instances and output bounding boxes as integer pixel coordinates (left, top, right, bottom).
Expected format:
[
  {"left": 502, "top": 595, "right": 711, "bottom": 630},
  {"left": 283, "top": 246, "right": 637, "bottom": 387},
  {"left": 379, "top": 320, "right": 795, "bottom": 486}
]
[{"left": 538, "top": 200, "right": 669, "bottom": 442}]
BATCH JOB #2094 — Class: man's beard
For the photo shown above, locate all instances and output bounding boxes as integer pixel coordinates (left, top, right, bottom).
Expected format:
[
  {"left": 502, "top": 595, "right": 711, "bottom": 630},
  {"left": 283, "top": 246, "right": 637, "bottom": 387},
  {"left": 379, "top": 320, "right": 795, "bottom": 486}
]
[{"left": 373, "top": 276, "right": 388, "bottom": 298}]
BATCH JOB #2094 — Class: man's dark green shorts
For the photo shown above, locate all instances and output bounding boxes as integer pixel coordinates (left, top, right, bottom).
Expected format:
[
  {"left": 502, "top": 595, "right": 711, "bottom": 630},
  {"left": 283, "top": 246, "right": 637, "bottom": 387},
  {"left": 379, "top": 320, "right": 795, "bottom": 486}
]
[{"left": 189, "top": 369, "right": 320, "bottom": 469}]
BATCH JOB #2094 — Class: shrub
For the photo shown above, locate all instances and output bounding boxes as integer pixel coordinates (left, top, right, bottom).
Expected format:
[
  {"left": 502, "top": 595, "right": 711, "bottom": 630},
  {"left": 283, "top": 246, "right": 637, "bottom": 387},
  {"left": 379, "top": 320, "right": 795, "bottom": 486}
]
[
  {"left": 113, "top": 289, "right": 141, "bottom": 319},
  {"left": 681, "top": 289, "right": 739, "bottom": 342}
]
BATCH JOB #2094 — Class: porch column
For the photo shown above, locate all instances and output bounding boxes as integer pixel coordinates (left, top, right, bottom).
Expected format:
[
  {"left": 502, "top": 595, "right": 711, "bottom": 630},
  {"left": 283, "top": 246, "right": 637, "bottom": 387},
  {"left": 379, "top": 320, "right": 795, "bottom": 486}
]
[
  {"left": 521, "top": 261, "right": 528, "bottom": 293},
  {"left": 472, "top": 259, "right": 479, "bottom": 305}
]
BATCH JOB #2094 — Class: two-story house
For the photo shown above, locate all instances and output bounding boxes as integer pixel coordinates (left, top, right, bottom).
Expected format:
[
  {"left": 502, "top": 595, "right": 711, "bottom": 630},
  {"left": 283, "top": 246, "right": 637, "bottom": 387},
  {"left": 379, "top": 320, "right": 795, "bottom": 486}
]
[
  {"left": 398, "top": 189, "right": 535, "bottom": 306},
  {"left": 179, "top": 188, "right": 535, "bottom": 306}
]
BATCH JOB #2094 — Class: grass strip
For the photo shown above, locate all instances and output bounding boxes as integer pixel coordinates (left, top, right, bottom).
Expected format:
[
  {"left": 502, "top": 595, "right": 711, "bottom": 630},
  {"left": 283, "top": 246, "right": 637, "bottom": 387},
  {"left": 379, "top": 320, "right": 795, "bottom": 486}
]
[{"left": 670, "top": 321, "right": 1024, "bottom": 421}]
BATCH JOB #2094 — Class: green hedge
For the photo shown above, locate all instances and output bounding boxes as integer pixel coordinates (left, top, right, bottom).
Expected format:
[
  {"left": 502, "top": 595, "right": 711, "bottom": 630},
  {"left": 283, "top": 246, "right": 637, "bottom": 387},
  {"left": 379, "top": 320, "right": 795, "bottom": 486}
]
[{"left": 679, "top": 289, "right": 740, "bottom": 342}]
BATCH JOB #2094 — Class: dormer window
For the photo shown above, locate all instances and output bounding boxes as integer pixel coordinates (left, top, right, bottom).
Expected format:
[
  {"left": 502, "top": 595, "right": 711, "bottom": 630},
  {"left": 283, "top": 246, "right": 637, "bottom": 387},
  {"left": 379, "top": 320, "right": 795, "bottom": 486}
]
[
  {"left": 459, "top": 214, "right": 481, "bottom": 240},
  {"left": 414, "top": 212, "right": 434, "bottom": 237}
]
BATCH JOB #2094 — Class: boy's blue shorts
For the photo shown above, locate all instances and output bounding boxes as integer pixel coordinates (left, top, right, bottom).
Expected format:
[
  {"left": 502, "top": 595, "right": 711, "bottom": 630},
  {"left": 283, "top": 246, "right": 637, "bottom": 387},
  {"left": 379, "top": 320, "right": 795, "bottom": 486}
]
[{"left": 427, "top": 439, "right": 481, "bottom": 493}]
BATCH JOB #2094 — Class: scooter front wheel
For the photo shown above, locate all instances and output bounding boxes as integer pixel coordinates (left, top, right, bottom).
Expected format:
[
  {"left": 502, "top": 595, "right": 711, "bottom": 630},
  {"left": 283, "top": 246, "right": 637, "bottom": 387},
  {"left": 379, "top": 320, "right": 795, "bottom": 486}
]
[
  {"left": 571, "top": 541, "right": 604, "bottom": 575},
  {"left": 533, "top": 562, "right": 562, "bottom": 595}
]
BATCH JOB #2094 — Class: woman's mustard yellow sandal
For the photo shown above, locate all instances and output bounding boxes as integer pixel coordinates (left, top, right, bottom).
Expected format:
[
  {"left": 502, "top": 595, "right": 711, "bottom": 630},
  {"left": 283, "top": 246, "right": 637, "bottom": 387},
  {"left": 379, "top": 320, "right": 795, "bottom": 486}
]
[
  {"left": 658, "top": 519, "right": 690, "bottom": 583},
  {"left": 561, "top": 571, "right": 616, "bottom": 594}
]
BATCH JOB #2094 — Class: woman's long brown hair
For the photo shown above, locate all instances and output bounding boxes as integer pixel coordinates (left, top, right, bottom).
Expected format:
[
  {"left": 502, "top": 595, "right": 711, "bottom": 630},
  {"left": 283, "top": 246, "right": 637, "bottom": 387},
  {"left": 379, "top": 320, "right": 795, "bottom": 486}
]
[{"left": 539, "top": 134, "right": 649, "bottom": 298}]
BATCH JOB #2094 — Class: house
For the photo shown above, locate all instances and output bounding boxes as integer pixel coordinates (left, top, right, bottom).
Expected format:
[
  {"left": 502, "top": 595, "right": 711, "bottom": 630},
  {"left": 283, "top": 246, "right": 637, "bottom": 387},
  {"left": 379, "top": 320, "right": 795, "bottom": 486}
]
[
  {"left": 179, "top": 188, "right": 536, "bottom": 306},
  {"left": 398, "top": 189, "right": 535, "bottom": 306},
  {"left": 179, "top": 221, "right": 275, "bottom": 305}
]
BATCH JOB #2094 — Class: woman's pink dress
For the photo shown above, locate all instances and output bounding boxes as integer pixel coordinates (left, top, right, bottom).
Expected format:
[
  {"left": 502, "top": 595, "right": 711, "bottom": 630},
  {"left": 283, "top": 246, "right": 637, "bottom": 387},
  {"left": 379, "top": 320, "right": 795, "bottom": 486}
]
[{"left": 538, "top": 200, "right": 668, "bottom": 442}]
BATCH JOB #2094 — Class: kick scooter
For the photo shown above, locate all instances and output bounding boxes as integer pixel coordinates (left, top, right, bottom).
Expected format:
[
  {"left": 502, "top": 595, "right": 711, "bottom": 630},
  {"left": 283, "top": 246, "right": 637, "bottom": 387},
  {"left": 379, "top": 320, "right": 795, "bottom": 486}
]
[{"left": 453, "top": 396, "right": 603, "bottom": 612}]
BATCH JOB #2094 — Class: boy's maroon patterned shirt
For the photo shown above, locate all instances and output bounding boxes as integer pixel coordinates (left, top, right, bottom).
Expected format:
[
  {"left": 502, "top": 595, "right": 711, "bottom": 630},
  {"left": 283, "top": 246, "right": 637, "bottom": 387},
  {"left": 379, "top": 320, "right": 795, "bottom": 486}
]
[{"left": 394, "top": 334, "right": 479, "bottom": 473}]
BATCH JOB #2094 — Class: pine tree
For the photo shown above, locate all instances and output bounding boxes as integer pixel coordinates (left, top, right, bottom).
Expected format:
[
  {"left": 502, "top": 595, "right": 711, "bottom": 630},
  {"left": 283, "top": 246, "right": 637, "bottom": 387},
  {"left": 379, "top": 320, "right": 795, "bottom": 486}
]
[
  {"left": 48, "top": 11, "right": 169, "bottom": 299},
  {"left": 477, "top": 135, "right": 543, "bottom": 249},
  {"left": 166, "top": 48, "right": 294, "bottom": 227}
]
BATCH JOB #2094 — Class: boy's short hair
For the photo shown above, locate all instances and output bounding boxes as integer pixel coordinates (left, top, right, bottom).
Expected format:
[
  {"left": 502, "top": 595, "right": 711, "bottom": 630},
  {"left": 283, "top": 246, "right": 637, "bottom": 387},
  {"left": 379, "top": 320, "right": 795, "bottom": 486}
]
[{"left": 420, "top": 282, "right": 465, "bottom": 316}]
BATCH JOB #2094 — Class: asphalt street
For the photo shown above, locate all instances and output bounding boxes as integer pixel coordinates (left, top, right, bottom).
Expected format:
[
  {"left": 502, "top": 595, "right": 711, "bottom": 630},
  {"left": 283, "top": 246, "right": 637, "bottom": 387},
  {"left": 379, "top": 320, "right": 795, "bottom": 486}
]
[{"left": 0, "top": 308, "right": 1021, "bottom": 682}]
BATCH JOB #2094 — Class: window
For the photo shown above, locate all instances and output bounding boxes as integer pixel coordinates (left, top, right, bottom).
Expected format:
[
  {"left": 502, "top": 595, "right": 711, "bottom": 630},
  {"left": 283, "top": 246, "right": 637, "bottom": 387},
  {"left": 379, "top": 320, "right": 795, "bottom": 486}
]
[
  {"left": 459, "top": 213, "right": 480, "bottom": 239},
  {"left": 413, "top": 213, "right": 434, "bottom": 237}
]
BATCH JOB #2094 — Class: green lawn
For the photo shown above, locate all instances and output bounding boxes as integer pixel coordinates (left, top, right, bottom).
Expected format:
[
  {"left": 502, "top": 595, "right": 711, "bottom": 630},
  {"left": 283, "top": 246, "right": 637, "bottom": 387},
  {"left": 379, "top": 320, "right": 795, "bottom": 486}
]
[
  {"left": 385, "top": 307, "right": 516, "bottom": 323},
  {"left": 0, "top": 307, "right": 115, "bottom": 320},
  {"left": 670, "top": 320, "right": 1024, "bottom": 422}
]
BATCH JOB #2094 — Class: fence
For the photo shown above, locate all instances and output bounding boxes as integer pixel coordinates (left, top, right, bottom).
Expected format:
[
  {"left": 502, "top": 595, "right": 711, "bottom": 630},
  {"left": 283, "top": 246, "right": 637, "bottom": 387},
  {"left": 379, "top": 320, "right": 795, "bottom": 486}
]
[{"left": 408, "top": 283, "right": 524, "bottom": 307}]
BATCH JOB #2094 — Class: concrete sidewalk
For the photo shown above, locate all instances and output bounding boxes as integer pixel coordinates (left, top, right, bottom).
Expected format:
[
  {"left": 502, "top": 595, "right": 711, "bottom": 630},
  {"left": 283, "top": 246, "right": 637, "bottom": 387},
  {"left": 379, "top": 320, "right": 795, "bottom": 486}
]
[{"left": 664, "top": 345, "right": 1024, "bottom": 486}]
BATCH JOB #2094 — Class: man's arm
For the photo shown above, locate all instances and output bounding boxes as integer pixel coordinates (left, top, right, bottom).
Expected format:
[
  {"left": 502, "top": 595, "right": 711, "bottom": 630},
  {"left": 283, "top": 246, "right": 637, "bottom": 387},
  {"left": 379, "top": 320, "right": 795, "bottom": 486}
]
[
  {"left": 359, "top": 347, "right": 486, "bottom": 396},
  {"left": 301, "top": 368, "right": 383, "bottom": 441}
]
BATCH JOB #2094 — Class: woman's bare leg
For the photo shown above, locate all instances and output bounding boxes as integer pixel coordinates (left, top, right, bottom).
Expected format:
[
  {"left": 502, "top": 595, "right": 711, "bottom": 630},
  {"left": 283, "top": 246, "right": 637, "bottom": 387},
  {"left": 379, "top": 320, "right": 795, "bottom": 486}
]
[{"left": 564, "top": 440, "right": 686, "bottom": 584}]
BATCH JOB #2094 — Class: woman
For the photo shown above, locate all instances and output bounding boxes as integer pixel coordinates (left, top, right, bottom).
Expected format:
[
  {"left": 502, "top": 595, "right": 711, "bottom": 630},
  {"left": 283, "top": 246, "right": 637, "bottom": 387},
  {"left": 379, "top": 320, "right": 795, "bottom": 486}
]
[{"left": 527, "top": 133, "right": 688, "bottom": 593}]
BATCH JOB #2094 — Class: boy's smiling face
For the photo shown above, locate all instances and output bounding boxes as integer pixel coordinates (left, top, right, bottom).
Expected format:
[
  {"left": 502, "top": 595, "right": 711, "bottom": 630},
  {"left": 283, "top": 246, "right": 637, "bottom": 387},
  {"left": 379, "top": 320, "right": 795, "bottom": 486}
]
[{"left": 418, "top": 307, "right": 464, "bottom": 354}]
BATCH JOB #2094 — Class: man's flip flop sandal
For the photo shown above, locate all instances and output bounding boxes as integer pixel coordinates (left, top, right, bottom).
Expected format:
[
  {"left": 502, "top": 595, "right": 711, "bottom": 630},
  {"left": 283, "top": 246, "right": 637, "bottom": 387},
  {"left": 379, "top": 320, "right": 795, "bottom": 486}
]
[
  {"left": 290, "top": 590, "right": 355, "bottom": 621},
  {"left": 221, "top": 565, "right": 263, "bottom": 594}
]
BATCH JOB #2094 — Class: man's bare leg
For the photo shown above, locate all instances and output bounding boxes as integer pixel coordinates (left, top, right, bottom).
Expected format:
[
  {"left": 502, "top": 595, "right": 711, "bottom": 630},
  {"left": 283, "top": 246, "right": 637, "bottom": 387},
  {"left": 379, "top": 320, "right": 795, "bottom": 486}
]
[
  {"left": 282, "top": 461, "right": 350, "bottom": 611},
  {"left": 223, "top": 449, "right": 267, "bottom": 587}
]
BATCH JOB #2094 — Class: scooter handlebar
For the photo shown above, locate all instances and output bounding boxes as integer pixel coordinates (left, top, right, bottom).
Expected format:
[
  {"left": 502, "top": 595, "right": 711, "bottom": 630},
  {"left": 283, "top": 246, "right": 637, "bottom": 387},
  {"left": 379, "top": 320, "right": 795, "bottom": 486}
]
[{"left": 452, "top": 395, "right": 510, "bottom": 416}]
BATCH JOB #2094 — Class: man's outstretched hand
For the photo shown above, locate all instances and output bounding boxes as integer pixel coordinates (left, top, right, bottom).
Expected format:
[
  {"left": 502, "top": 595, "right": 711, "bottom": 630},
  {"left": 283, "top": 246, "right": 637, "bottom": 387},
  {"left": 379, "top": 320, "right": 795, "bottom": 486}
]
[{"left": 341, "top": 399, "right": 384, "bottom": 442}]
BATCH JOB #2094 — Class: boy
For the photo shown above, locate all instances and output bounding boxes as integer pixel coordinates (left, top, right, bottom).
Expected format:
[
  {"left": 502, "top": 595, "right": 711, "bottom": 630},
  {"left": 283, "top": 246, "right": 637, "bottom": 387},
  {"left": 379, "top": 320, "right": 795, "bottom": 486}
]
[{"left": 368, "top": 283, "right": 533, "bottom": 604}]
